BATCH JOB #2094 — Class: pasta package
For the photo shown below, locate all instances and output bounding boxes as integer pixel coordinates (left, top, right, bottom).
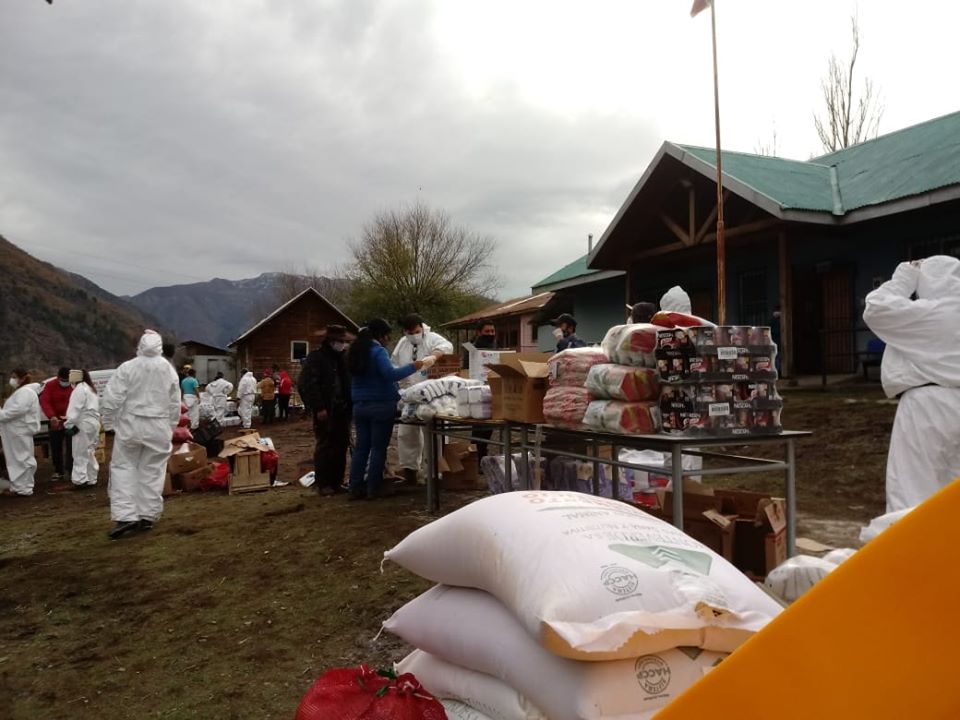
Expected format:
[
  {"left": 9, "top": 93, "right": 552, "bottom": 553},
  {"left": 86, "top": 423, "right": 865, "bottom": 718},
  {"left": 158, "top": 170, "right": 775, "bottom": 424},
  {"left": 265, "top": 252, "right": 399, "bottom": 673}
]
[
  {"left": 542, "top": 386, "right": 593, "bottom": 429},
  {"left": 600, "top": 324, "right": 659, "bottom": 367},
  {"left": 547, "top": 347, "right": 609, "bottom": 388},
  {"left": 584, "top": 364, "right": 660, "bottom": 402},
  {"left": 582, "top": 400, "right": 662, "bottom": 435}
]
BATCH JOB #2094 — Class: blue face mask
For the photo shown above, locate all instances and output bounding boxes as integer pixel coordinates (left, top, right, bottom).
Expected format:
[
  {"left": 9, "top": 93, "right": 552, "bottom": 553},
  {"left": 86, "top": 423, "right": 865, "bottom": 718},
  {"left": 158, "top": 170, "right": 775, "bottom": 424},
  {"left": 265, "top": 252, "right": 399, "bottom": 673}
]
[{"left": 59, "top": 380, "right": 71, "bottom": 388}]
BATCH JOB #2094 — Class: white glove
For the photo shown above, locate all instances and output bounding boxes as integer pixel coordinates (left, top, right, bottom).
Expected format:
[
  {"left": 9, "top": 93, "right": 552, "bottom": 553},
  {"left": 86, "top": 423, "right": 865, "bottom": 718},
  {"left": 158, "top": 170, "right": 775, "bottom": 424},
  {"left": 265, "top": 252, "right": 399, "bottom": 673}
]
[
  {"left": 552, "top": 328, "right": 564, "bottom": 340},
  {"left": 420, "top": 355, "right": 437, "bottom": 370}
]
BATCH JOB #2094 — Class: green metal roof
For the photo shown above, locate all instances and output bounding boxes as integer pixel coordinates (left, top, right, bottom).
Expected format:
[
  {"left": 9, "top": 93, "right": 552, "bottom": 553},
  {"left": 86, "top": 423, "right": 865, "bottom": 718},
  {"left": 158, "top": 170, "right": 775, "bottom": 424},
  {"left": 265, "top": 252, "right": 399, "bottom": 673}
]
[
  {"left": 678, "top": 110, "right": 960, "bottom": 215},
  {"left": 532, "top": 254, "right": 594, "bottom": 289}
]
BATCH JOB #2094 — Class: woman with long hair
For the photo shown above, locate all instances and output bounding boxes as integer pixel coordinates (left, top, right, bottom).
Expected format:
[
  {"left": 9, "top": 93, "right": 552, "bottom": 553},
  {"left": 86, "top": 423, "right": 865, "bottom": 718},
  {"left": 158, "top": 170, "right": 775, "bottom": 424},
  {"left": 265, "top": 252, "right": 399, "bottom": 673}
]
[
  {"left": 65, "top": 369, "right": 101, "bottom": 488},
  {"left": 347, "top": 318, "right": 433, "bottom": 500},
  {"left": 0, "top": 368, "right": 42, "bottom": 496}
]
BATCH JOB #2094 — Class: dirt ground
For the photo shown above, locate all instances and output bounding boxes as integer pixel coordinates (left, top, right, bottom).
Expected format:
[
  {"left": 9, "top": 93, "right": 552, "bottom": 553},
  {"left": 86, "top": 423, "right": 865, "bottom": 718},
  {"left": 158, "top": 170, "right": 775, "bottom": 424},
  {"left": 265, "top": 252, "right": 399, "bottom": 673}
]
[{"left": 0, "top": 385, "right": 896, "bottom": 719}]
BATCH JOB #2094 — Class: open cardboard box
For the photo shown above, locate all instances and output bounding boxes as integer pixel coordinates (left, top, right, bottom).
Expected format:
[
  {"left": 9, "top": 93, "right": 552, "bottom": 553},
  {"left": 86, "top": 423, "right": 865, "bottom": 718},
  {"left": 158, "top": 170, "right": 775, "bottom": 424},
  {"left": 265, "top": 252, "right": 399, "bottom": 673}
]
[
  {"left": 438, "top": 440, "right": 483, "bottom": 490},
  {"left": 462, "top": 344, "right": 516, "bottom": 382},
  {"left": 168, "top": 442, "right": 208, "bottom": 475},
  {"left": 484, "top": 352, "right": 552, "bottom": 424},
  {"left": 647, "top": 478, "right": 737, "bottom": 562},
  {"left": 218, "top": 432, "right": 266, "bottom": 458},
  {"left": 716, "top": 489, "right": 787, "bottom": 578},
  {"left": 427, "top": 353, "right": 462, "bottom": 379}
]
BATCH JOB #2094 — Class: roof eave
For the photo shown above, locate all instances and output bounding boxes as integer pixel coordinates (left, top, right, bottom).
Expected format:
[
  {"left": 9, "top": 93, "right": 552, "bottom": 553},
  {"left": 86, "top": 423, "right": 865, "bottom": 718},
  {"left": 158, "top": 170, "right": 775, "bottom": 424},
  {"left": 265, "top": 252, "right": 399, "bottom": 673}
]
[
  {"left": 228, "top": 287, "right": 358, "bottom": 346},
  {"left": 532, "top": 269, "right": 626, "bottom": 293}
]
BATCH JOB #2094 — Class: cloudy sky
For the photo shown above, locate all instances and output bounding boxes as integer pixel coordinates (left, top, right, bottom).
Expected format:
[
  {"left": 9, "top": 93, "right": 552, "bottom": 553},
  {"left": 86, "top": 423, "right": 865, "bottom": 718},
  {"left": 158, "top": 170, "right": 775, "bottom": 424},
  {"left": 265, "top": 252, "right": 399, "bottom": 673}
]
[{"left": 2, "top": 0, "right": 958, "bottom": 299}]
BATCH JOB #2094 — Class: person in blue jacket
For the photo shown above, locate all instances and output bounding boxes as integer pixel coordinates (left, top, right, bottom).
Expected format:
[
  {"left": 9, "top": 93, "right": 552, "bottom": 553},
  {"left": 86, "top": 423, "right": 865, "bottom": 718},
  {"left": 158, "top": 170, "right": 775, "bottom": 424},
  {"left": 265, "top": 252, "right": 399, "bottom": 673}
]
[{"left": 347, "top": 318, "right": 433, "bottom": 499}]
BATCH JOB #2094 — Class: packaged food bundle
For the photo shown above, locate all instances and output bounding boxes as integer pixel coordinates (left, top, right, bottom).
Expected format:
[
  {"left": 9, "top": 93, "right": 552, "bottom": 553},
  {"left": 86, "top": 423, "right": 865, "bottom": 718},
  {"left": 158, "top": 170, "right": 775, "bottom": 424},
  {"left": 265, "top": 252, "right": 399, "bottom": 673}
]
[
  {"left": 651, "top": 311, "right": 715, "bottom": 329},
  {"left": 542, "top": 386, "right": 593, "bottom": 429},
  {"left": 600, "top": 324, "right": 658, "bottom": 367},
  {"left": 584, "top": 364, "right": 660, "bottom": 402},
  {"left": 402, "top": 377, "right": 481, "bottom": 405},
  {"left": 664, "top": 406, "right": 783, "bottom": 437},
  {"left": 479, "top": 455, "right": 518, "bottom": 494},
  {"left": 582, "top": 400, "right": 661, "bottom": 435},
  {"left": 547, "top": 347, "right": 609, "bottom": 388}
]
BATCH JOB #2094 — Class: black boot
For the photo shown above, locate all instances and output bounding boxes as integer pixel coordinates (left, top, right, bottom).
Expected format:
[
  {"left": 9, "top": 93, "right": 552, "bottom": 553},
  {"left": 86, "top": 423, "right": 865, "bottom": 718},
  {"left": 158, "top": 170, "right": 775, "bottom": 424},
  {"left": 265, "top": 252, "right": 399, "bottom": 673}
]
[
  {"left": 108, "top": 521, "right": 139, "bottom": 540},
  {"left": 139, "top": 519, "right": 154, "bottom": 531}
]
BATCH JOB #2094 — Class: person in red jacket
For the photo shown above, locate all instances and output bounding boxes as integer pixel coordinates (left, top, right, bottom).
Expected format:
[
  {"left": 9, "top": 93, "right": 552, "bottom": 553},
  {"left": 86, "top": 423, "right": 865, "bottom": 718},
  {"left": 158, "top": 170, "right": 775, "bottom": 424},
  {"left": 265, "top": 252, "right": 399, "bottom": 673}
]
[
  {"left": 40, "top": 366, "right": 74, "bottom": 481},
  {"left": 277, "top": 369, "right": 293, "bottom": 421}
]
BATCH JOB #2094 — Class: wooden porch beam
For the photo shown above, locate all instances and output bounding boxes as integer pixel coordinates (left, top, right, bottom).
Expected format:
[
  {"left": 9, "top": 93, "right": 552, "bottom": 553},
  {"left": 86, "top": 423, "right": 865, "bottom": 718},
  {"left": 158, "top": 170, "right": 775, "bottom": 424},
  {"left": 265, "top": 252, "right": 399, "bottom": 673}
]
[
  {"left": 688, "top": 185, "right": 696, "bottom": 244},
  {"left": 695, "top": 190, "right": 729, "bottom": 244},
  {"left": 660, "top": 213, "right": 692, "bottom": 246},
  {"left": 778, "top": 230, "right": 793, "bottom": 379},
  {"left": 702, "top": 218, "right": 780, "bottom": 243}
]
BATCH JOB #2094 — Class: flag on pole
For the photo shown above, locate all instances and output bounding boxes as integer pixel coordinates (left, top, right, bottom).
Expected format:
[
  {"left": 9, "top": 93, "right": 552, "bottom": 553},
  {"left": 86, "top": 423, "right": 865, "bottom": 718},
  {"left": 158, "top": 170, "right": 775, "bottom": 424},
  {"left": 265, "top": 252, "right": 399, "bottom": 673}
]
[{"left": 690, "top": 0, "right": 711, "bottom": 17}]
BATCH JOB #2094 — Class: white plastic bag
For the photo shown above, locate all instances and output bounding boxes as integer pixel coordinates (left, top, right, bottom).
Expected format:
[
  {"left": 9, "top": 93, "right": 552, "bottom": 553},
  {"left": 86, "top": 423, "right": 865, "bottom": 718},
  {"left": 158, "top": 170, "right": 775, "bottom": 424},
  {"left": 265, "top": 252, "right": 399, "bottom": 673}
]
[
  {"left": 398, "top": 650, "right": 544, "bottom": 720},
  {"left": 384, "top": 586, "right": 724, "bottom": 720},
  {"left": 298, "top": 471, "right": 316, "bottom": 488},
  {"left": 384, "top": 493, "right": 783, "bottom": 660},
  {"left": 441, "top": 700, "right": 498, "bottom": 720},
  {"left": 859, "top": 507, "right": 914, "bottom": 544},
  {"left": 764, "top": 555, "right": 837, "bottom": 603}
]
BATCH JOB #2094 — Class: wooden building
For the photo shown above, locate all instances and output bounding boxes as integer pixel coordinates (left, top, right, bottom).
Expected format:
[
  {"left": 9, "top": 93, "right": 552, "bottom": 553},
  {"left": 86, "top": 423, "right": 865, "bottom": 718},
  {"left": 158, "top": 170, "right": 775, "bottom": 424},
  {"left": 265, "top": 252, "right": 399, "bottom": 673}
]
[
  {"left": 177, "top": 340, "right": 232, "bottom": 384},
  {"left": 444, "top": 292, "right": 555, "bottom": 353},
  {"left": 228, "top": 288, "right": 358, "bottom": 380},
  {"left": 586, "top": 110, "right": 960, "bottom": 377}
]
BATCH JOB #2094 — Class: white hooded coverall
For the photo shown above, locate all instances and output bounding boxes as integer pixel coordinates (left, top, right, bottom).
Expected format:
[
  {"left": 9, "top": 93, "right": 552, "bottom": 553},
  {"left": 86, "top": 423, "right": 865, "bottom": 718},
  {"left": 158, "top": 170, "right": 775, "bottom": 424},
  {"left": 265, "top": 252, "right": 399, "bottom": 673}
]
[
  {"left": 0, "top": 382, "right": 42, "bottom": 496},
  {"left": 863, "top": 256, "right": 960, "bottom": 512},
  {"left": 65, "top": 381, "right": 101, "bottom": 487},
  {"left": 101, "top": 331, "right": 181, "bottom": 523},
  {"left": 205, "top": 377, "right": 234, "bottom": 423},
  {"left": 391, "top": 324, "right": 454, "bottom": 474},
  {"left": 237, "top": 372, "right": 257, "bottom": 428}
]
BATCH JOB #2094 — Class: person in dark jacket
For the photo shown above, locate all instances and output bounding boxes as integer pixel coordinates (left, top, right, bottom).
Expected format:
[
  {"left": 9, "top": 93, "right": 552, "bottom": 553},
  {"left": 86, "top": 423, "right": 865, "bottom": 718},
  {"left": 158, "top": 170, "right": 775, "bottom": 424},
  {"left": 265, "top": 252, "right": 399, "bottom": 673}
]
[
  {"left": 346, "top": 319, "right": 431, "bottom": 500},
  {"left": 299, "top": 325, "right": 353, "bottom": 496},
  {"left": 550, "top": 313, "right": 587, "bottom": 352}
]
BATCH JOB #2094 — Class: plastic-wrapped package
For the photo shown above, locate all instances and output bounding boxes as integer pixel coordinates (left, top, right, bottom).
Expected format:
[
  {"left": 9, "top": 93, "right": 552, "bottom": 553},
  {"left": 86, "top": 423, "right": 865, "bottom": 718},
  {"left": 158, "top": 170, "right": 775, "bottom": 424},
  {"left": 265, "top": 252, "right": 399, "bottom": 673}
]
[
  {"left": 480, "top": 455, "right": 518, "bottom": 494},
  {"left": 545, "top": 456, "right": 630, "bottom": 499},
  {"left": 402, "top": 377, "right": 481, "bottom": 405},
  {"left": 470, "top": 402, "right": 492, "bottom": 420},
  {"left": 547, "top": 348, "right": 609, "bottom": 388},
  {"left": 585, "top": 364, "right": 660, "bottom": 402},
  {"left": 413, "top": 395, "right": 459, "bottom": 421},
  {"left": 600, "top": 324, "right": 658, "bottom": 367},
  {"left": 542, "top": 387, "right": 593, "bottom": 429},
  {"left": 651, "top": 311, "right": 716, "bottom": 328},
  {"left": 583, "top": 400, "right": 661, "bottom": 435}
]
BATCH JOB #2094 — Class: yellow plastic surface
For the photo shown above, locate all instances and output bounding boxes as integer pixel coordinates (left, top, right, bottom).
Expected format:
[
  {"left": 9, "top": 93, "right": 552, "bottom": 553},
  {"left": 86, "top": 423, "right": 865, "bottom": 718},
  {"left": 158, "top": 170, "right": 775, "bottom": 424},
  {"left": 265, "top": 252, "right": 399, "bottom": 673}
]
[{"left": 655, "top": 478, "right": 960, "bottom": 720}]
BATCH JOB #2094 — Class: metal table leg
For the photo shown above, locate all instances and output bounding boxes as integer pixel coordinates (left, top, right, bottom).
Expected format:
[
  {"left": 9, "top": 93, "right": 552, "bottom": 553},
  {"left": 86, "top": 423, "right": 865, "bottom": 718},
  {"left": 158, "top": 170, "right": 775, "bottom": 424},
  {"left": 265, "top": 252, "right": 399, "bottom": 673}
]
[
  {"left": 671, "top": 444, "right": 684, "bottom": 531},
  {"left": 426, "top": 419, "right": 438, "bottom": 513},
  {"left": 520, "top": 424, "right": 530, "bottom": 490},
  {"left": 786, "top": 437, "right": 797, "bottom": 557},
  {"left": 611, "top": 443, "right": 620, "bottom": 500},
  {"left": 503, "top": 424, "right": 513, "bottom": 491}
]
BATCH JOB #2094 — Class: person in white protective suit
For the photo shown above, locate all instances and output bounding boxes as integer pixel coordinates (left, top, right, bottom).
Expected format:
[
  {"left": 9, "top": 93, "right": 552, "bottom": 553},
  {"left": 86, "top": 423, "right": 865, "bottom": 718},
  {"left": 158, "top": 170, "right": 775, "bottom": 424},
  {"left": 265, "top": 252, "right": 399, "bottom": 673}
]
[
  {"left": 0, "top": 368, "right": 43, "bottom": 496},
  {"left": 64, "top": 369, "right": 101, "bottom": 488},
  {"left": 659, "top": 285, "right": 704, "bottom": 482},
  {"left": 101, "top": 330, "right": 181, "bottom": 539},
  {"left": 391, "top": 313, "right": 453, "bottom": 484},
  {"left": 205, "top": 371, "right": 234, "bottom": 423},
  {"left": 863, "top": 256, "right": 960, "bottom": 512},
  {"left": 237, "top": 369, "right": 257, "bottom": 428}
]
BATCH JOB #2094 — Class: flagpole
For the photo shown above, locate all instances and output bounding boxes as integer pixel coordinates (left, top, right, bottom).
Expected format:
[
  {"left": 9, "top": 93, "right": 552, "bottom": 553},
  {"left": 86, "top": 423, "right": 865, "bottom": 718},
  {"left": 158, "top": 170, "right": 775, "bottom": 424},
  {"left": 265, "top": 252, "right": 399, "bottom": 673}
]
[{"left": 709, "top": 0, "right": 726, "bottom": 324}]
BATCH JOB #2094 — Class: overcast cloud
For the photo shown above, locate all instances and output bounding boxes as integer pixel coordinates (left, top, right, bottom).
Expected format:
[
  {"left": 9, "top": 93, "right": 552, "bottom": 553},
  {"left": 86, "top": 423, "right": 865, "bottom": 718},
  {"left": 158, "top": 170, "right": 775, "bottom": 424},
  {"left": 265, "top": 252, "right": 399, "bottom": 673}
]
[{"left": 2, "top": 0, "right": 958, "bottom": 299}]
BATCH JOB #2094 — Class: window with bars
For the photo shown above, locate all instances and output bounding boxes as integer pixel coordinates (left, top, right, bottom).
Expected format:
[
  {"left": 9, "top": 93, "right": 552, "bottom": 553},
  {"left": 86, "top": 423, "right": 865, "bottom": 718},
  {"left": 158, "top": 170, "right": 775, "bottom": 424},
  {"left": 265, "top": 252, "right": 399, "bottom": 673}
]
[
  {"left": 738, "top": 270, "right": 768, "bottom": 327},
  {"left": 909, "top": 235, "right": 960, "bottom": 260}
]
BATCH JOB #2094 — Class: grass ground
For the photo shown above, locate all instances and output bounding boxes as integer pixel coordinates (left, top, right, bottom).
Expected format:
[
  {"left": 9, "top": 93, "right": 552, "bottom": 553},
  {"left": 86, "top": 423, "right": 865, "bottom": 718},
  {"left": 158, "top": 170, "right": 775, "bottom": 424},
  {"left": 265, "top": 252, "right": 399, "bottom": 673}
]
[{"left": 0, "top": 384, "right": 896, "bottom": 718}]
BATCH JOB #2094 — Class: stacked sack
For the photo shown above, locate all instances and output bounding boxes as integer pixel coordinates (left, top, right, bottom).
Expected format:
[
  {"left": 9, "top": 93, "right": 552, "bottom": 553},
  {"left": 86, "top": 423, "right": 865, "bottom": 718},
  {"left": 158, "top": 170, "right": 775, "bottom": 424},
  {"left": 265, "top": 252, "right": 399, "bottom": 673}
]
[
  {"left": 383, "top": 492, "right": 784, "bottom": 720},
  {"left": 401, "top": 377, "right": 480, "bottom": 421},
  {"left": 542, "top": 348, "right": 608, "bottom": 429},
  {"left": 576, "top": 324, "right": 663, "bottom": 435}
]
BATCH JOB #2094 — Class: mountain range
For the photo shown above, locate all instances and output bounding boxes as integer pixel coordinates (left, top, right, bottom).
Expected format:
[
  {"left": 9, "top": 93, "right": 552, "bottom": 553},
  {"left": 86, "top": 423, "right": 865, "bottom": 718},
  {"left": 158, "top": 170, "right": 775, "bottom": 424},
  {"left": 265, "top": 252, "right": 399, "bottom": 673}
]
[
  {"left": 125, "top": 273, "right": 346, "bottom": 349},
  {"left": 0, "top": 234, "right": 164, "bottom": 374}
]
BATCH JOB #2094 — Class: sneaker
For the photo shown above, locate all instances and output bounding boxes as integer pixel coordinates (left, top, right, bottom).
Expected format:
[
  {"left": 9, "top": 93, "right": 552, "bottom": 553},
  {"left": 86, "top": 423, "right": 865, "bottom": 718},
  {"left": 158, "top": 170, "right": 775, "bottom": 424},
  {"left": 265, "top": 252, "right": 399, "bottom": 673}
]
[{"left": 108, "top": 521, "right": 139, "bottom": 540}]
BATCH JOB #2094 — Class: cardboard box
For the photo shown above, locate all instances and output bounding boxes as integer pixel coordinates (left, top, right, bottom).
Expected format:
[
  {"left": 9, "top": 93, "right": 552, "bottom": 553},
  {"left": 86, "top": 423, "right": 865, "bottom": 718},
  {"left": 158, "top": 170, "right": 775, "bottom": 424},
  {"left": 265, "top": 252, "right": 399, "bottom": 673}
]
[
  {"left": 716, "top": 489, "right": 787, "bottom": 578},
  {"left": 439, "top": 441, "right": 484, "bottom": 490},
  {"left": 229, "top": 450, "right": 270, "bottom": 494},
  {"left": 176, "top": 464, "right": 212, "bottom": 492},
  {"left": 649, "top": 480, "right": 737, "bottom": 562},
  {"left": 485, "top": 353, "right": 551, "bottom": 424},
  {"left": 218, "top": 432, "right": 264, "bottom": 459},
  {"left": 168, "top": 442, "right": 208, "bottom": 475},
  {"left": 428, "top": 353, "right": 463, "bottom": 379},
  {"left": 487, "top": 374, "right": 503, "bottom": 421},
  {"left": 462, "top": 343, "right": 517, "bottom": 382},
  {"left": 163, "top": 471, "right": 176, "bottom": 497}
]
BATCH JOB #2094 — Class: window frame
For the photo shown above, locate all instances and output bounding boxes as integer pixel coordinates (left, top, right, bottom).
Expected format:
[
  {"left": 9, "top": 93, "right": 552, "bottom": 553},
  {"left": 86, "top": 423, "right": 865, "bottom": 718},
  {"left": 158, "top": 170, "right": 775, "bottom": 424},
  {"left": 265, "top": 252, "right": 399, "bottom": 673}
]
[{"left": 290, "top": 340, "right": 309, "bottom": 361}]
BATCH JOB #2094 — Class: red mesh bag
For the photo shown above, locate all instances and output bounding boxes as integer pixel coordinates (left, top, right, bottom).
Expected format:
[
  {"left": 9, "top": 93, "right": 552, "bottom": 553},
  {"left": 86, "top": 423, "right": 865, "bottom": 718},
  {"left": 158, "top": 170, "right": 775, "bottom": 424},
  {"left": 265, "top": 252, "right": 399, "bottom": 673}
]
[
  {"left": 172, "top": 426, "right": 193, "bottom": 443},
  {"left": 295, "top": 666, "right": 447, "bottom": 720},
  {"left": 178, "top": 413, "right": 190, "bottom": 428},
  {"left": 201, "top": 461, "right": 229, "bottom": 491},
  {"left": 260, "top": 450, "right": 279, "bottom": 480},
  {"left": 651, "top": 310, "right": 714, "bottom": 328}
]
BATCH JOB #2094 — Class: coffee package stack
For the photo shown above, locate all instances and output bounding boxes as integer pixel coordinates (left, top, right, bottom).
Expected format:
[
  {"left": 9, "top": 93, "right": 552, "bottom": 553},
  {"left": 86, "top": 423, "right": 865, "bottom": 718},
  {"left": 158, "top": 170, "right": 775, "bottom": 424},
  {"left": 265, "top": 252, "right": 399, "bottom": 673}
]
[{"left": 656, "top": 326, "right": 783, "bottom": 437}]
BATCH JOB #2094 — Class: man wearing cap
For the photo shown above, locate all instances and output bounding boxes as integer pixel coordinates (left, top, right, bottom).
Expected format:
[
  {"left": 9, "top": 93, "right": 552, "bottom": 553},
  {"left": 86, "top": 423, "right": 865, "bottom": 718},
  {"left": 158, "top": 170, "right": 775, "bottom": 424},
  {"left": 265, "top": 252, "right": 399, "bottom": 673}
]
[
  {"left": 40, "top": 366, "right": 74, "bottom": 482},
  {"left": 550, "top": 313, "right": 587, "bottom": 353},
  {"left": 299, "top": 325, "right": 353, "bottom": 495}
]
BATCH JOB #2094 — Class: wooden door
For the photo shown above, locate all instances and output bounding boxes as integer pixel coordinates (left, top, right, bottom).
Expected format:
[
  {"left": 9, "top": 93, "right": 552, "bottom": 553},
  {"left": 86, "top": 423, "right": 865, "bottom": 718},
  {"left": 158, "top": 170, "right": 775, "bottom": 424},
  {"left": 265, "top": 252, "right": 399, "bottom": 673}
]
[
  {"left": 791, "top": 268, "right": 821, "bottom": 374},
  {"left": 821, "top": 270, "right": 854, "bottom": 373}
]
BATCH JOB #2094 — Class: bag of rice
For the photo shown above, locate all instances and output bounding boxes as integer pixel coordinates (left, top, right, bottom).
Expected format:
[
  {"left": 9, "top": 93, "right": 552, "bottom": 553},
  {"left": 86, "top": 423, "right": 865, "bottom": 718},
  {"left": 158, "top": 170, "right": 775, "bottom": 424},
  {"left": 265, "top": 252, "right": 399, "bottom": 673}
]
[
  {"left": 383, "top": 493, "right": 783, "bottom": 660},
  {"left": 384, "top": 585, "right": 725, "bottom": 720},
  {"left": 583, "top": 399, "right": 661, "bottom": 434},
  {"left": 542, "top": 387, "right": 593, "bottom": 429},
  {"left": 585, "top": 364, "right": 660, "bottom": 402},
  {"left": 600, "top": 324, "right": 658, "bottom": 367},
  {"left": 548, "top": 348, "right": 610, "bottom": 388}
]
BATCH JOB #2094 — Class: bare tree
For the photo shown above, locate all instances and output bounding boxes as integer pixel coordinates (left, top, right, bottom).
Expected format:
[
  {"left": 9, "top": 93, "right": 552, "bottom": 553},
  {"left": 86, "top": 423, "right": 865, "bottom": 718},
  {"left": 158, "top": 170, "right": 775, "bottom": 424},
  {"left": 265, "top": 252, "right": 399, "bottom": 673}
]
[
  {"left": 250, "top": 263, "right": 351, "bottom": 321},
  {"left": 347, "top": 202, "right": 498, "bottom": 325},
  {"left": 814, "top": 14, "right": 883, "bottom": 153},
  {"left": 754, "top": 126, "right": 779, "bottom": 157}
]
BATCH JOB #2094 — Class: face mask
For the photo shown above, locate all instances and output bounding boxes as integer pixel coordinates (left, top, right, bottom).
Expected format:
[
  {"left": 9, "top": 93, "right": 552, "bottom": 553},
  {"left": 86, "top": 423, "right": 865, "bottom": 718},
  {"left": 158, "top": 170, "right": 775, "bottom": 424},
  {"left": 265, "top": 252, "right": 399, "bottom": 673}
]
[
  {"left": 331, "top": 341, "right": 346, "bottom": 353},
  {"left": 408, "top": 332, "right": 423, "bottom": 345},
  {"left": 9, "top": 377, "right": 19, "bottom": 389},
  {"left": 59, "top": 380, "right": 71, "bottom": 388}
]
